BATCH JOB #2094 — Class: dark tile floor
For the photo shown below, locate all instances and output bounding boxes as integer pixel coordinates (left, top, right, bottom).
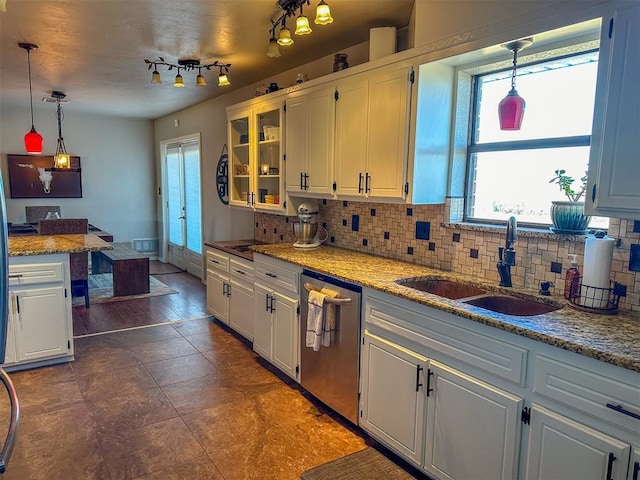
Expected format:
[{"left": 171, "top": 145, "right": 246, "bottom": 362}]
[{"left": 0, "top": 318, "right": 368, "bottom": 479}]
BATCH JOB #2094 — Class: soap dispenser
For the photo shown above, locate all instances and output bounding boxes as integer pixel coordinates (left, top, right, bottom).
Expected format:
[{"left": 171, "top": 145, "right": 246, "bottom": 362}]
[{"left": 564, "top": 254, "right": 581, "bottom": 300}]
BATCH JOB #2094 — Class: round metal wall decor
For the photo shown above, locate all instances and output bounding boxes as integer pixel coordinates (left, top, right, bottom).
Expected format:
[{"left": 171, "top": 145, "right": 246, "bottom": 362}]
[{"left": 216, "top": 150, "right": 229, "bottom": 205}]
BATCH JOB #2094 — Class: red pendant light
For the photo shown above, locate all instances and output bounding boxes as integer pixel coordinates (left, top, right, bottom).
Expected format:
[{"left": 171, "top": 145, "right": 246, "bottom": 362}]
[
  {"left": 498, "top": 38, "right": 532, "bottom": 131},
  {"left": 19, "top": 42, "right": 43, "bottom": 154}
]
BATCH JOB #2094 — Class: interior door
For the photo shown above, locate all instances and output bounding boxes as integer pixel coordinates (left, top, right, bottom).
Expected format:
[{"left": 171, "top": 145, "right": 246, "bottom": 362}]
[{"left": 165, "top": 139, "right": 203, "bottom": 276}]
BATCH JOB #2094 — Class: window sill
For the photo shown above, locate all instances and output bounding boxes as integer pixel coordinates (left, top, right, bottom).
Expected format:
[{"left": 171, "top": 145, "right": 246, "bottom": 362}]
[{"left": 442, "top": 222, "right": 597, "bottom": 242}]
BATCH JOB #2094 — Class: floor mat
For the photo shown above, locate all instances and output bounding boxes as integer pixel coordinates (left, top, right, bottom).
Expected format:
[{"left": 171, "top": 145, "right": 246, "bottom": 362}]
[
  {"left": 300, "top": 447, "right": 418, "bottom": 480},
  {"left": 72, "top": 273, "right": 178, "bottom": 306}
]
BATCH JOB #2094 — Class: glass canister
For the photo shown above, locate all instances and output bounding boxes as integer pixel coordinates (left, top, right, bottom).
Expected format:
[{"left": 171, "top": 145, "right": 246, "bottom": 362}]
[{"left": 333, "top": 53, "right": 349, "bottom": 72}]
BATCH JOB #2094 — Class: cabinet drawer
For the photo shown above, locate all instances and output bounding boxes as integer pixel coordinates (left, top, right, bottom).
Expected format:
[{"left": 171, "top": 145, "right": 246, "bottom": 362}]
[
  {"left": 230, "top": 258, "right": 254, "bottom": 282},
  {"left": 365, "top": 292, "right": 527, "bottom": 385},
  {"left": 8, "top": 262, "right": 64, "bottom": 286},
  {"left": 206, "top": 250, "right": 229, "bottom": 273},
  {"left": 254, "top": 255, "right": 300, "bottom": 294},
  {"left": 533, "top": 354, "right": 640, "bottom": 434}
]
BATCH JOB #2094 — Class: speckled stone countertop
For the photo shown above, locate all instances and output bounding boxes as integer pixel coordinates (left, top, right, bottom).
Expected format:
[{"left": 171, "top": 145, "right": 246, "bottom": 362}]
[
  {"left": 252, "top": 243, "right": 640, "bottom": 373},
  {"left": 8, "top": 234, "right": 113, "bottom": 256},
  {"left": 204, "top": 239, "right": 267, "bottom": 262}
]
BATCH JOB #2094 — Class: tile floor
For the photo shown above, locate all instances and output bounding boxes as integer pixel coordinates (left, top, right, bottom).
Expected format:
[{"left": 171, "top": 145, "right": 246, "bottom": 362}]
[{"left": 0, "top": 318, "right": 369, "bottom": 479}]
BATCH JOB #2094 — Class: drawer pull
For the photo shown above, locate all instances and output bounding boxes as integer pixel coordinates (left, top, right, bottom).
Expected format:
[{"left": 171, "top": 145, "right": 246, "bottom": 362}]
[
  {"left": 8, "top": 274, "right": 22, "bottom": 279},
  {"left": 415, "top": 365, "right": 423, "bottom": 392},
  {"left": 209, "top": 259, "right": 219, "bottom": 265},
  {"left": 265, "top": 272, "right": 277, "bottom": 278},
  {"left": 606, "top": 452, "right": 616, "bottom": 480},
  {"left": 234, "top": 269, "right": 246, "bottom": 275},
  {"left": 605, "top": 403, "right": 640, "bottom": 420}
]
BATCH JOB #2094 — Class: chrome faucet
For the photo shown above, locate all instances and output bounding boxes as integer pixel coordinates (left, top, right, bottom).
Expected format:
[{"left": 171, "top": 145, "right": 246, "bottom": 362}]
[{"left": 497, "top": 216, "right": 517, "bottom": 287}]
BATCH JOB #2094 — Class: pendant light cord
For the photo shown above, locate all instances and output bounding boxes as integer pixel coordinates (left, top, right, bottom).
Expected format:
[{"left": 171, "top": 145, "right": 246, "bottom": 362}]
[
  {"left": 26, "top": 47, "right": 35, "bottom": 128},
  {"left": 510, "top": 49, "right": 518, "bottom": 90}
]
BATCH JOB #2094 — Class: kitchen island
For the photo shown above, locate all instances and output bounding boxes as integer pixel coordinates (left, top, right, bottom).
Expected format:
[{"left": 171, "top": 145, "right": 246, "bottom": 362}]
[{"left": 5, "top": 234, "right": 112, "bottom": 371}]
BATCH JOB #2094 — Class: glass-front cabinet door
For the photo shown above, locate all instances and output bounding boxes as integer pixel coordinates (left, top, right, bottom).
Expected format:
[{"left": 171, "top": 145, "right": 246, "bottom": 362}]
[
  {"left": 228, "top": 110, "right": 251, "bottom": 207},
  {"left": 227, "top": 101, "right": 284, "bottom": 211},
  {"left": 254, "top": 103, "right": 283, "bottom": 212}
]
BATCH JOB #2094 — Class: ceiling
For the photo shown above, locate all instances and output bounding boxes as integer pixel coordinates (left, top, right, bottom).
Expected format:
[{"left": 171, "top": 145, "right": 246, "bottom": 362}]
[{"left": 0, "top": 0, "right": 414, "bottom": 120}]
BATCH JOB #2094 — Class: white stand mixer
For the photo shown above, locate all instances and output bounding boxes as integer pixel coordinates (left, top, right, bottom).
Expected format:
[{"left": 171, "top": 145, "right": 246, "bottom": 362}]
[{"left": 292, "top": 203, "right": 328, "bottom": 249}]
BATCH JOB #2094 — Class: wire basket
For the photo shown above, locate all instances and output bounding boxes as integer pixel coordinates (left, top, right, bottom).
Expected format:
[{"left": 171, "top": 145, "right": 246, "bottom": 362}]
[{"left": 567, "top": 280, "right": 627, "bottom": 314}]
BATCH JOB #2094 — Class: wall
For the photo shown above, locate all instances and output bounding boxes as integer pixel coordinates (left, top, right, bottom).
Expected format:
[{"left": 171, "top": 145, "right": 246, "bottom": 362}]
[
  {"left": 0, "top": 104, "right": 155, "bottom": 242},
  {"left": 152, "top": 42, "right": 370, "bottom": 249},
  {"left": 255, "top": 202, "right": 640, "bottom": 312}
]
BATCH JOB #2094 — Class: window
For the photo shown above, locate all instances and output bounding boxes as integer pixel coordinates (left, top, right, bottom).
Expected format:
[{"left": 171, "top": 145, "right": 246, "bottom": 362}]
[{"left": 466, "top": 50, "right": 607, "bottom": 228}]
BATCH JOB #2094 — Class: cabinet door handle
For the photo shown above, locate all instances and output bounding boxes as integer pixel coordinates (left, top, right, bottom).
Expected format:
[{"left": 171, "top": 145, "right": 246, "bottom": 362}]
[
  {"left": 269, "top": 295, "right": 275, "bottom": 313},
  {"left": 606, "top": 452, "right": 616, "bottom": 480},
  {"left": 304, "top": 173, "right": 309, "bottom": 190},
  {"left": 365, "top": 173, "right": 371, "bottom": 194},
  {"left": 605, "top": 403, "right": 640, "bottom": 420},
  {"left": 358, "top": 173, "right": 363, "bottom": 193},
  {"left": 251, "top": 192, "right": 255, "bottom": 206},
  {"left": 222, "top": 283, "right": 227, "bottom": 296},
  {"left": 415, "top": 365, "right": 423, "bottom": 392},
  {"left": 592, "top": 184, "right": 597, "bottom": 202},
  {"left": 426, "top": 368, "right": 434, "bottom": 397},
  {"left": 632, "top": 461, "right": 639, "bottom": 480},
  {"left": 300, "top": 172, "right": 304, "bottom": 190},
  {"left": 265, "top": 293, "right": 270, "bottom": 312},
  {"left": 15, "top": 296, "right": 19, "bottom": 316},
  {"left": 246, "top": 192, "right": 251, "bottom": 205},
  {"left": 226, "top": 283, "right": 231, "bottom": 297}
]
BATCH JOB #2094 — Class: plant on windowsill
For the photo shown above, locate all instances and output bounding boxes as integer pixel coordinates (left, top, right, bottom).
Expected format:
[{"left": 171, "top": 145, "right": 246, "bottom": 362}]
[{"left": 548, "top": 169, "right": 591, "bottom": 234}]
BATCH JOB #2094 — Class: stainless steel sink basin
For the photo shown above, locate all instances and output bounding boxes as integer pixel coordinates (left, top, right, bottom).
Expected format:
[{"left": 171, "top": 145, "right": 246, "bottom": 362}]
[
  {"left": 463, "top": 295, "right": 561, "bottom": 316},
  {"left": 395, "top": 278, "right": 488, "bottom": 300}
]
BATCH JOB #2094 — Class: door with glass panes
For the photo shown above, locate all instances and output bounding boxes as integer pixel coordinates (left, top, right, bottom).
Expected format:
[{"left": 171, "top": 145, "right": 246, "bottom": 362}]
[{"left": 164, "top": 136, "right": 202, "bottom": 276}]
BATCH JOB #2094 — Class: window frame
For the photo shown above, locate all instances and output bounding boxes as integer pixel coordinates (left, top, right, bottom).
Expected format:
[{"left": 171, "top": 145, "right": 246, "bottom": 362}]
[{"left": 463, "top": 48, "right": 599, "bottom": 228}]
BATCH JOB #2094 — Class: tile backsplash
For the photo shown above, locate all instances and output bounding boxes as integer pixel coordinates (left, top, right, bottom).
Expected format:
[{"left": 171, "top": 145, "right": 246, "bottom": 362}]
[{"left": 255, "top": 199, "right": 640, "bottom": 312}]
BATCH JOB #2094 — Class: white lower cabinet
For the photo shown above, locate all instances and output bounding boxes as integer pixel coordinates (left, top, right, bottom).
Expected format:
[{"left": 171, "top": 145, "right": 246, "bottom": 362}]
[
  {"left": 4, "top": 254, "right": 73, "bottom": 370},
  {"left": 424, "top": 361, "right": 522, "bottom": 480},
  {"left": 252, "top": 253, "right": 301, "bottom": 380},
  {"left": 525, "top": 404, "right": 630, "bottom": 480},
  {"left": 360, "top": 331, "right": 427, "bottom": 466},
  {"left": 205, "top": 247, "right": 254, "bottom": 341},
  {"left": 360, "top": 329, "right": 522, "bottom": 478},
  {"left": 360, "top": 287, "right": 639, "bottom": 480}
]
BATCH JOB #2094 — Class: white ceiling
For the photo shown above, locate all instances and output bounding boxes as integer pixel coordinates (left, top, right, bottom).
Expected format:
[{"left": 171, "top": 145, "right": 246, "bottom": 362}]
[{"left": 0, "top": 0, "right": 414, "bottom": 119}]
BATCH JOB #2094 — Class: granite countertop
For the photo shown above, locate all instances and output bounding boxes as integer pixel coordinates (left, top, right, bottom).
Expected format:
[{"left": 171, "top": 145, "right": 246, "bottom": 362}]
[
  {"left": 8, "top": 234, "right": 113, "bottom": 256},
  {"left": 204, "top": 239, "right": 268, "bottom": 261},
  {"left": 252, "top": 243, "right": 640, "bottom": 373}
]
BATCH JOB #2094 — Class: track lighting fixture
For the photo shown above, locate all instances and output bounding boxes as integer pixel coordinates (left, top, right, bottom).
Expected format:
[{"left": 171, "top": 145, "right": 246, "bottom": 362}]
[
  {"left": 18, "top": 42, "right": 43, "bottom": 155},
  {"left": 267, "top": 0, "right": 333, "bottom": 57},
  {"left": 498, "top": 38, "right": 533, "bottom": 131},
  {"left": 144, "top": 57, "right": 232, "bottom": 87}
]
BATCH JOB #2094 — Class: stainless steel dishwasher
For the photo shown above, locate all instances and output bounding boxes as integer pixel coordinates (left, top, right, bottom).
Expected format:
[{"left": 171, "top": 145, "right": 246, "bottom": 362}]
[{"left": 299, "top": 269, "right": 362, "bottom": 425}]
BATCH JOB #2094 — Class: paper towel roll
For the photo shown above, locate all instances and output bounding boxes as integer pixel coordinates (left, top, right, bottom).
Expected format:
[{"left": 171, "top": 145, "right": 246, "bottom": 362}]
[{"left": 582, "top": 233, "right": 615, "bottom": 309}]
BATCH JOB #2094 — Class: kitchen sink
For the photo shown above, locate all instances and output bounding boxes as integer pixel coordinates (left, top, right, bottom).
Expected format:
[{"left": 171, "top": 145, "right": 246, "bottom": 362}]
[
  {"left": 395, "top": 278, "right": 488, "bottom": 300},
  {"left": 463, "top": 295, "right": 561, "bottom": 316}
]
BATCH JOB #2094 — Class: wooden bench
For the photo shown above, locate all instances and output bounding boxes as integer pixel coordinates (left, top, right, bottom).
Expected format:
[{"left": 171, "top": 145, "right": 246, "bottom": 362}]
[{"left": 91, "top": 244, "right": 150, "bottom": 296}]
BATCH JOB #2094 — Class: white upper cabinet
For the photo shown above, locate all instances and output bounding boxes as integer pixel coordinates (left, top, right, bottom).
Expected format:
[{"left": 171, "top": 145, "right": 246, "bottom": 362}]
[
  {"left": 285, "top": 85, "right": 335, "bottom": 196},
  {"left": 334, "top": 65, "right": 413, "bottom": 200},
  {"left": 585, "top": 3, "right": 640, "bottom": 219},
  {"left": 227, "top": 99, "right": 285, "bottom": 212}
]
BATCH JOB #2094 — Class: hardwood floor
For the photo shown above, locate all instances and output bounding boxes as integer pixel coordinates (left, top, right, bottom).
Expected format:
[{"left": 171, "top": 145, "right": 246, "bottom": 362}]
[{"left": 73, "top": 261, "right": 208, "bottom": 336}]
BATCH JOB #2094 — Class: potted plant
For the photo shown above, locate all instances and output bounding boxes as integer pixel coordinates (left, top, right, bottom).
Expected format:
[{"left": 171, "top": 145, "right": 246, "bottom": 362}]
[{"left": 548, "top": 169, "right": 591, "bottom": 233}]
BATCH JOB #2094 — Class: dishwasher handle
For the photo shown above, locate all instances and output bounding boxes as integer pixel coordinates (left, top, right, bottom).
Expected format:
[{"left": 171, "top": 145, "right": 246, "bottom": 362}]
[
  {"left": 0, "top": 368, "right": 19, "bottom": 474},
  {"left": 304, "top": 283, "right": 352, "bottom": 305}
]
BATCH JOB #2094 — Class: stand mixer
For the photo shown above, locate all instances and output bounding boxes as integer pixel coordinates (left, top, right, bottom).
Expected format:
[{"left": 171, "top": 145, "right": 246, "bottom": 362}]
[{"left": 292, "top": 203, "right": 328, "bottom": 249}]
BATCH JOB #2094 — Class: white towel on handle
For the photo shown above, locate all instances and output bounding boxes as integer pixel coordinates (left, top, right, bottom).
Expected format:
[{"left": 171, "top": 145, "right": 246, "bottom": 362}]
[
  {"left": 306, "top": 290, "right": 327, "bottom": 351},
  {"left": 321, "top": 287, "right": 340, "bottom": 347}
]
